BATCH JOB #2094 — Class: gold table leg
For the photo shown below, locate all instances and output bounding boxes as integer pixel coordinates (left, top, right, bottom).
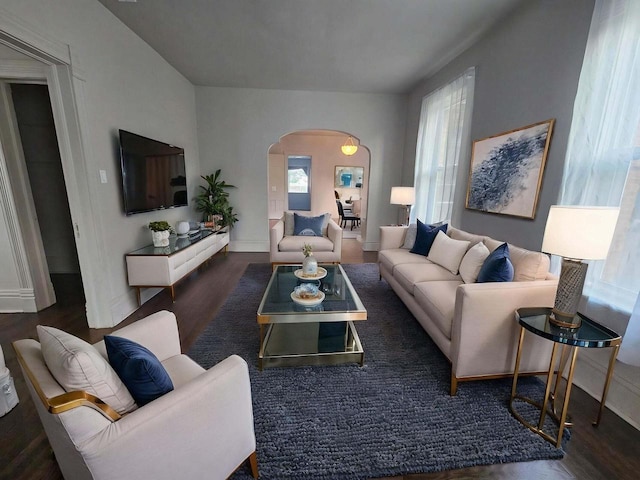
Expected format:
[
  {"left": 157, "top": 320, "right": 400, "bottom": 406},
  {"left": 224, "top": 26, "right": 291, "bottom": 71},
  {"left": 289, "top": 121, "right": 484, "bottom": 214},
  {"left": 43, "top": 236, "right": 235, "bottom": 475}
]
[{"left": 594, "top": 344, "right": 620, "bottom": 426}]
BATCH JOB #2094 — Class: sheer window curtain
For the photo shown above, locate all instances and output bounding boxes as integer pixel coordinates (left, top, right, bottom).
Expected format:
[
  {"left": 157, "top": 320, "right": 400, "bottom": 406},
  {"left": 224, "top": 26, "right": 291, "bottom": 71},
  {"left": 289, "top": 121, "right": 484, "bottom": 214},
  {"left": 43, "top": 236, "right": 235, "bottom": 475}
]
[
  {"left": 411, "top": 67, "right": 475, "bottom": 225},
  {"left": 558, "top": 0, "right": 640, "bottom": 365}
]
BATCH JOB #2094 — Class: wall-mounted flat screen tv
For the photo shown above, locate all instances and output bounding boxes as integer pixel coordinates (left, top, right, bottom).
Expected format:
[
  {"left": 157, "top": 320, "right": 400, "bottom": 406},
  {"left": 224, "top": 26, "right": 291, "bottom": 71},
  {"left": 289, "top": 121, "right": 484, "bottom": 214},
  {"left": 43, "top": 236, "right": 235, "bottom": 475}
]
[{"left": 119, "top": 130, "right": 187, "bottom": 215}]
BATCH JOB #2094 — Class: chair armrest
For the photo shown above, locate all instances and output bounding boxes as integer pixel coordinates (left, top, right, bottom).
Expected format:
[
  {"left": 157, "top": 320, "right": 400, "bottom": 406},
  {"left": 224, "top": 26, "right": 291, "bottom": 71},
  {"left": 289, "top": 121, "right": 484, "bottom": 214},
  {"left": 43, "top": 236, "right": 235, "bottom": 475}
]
[
  {"left": 450, "top": 280, "right": 558, "bottom": 378},
  {"left": 83, "top": 355, "right": 256, "bottom": 480},
  {"left": 327, "top": 219, "right": 342, "bottom": 254},
  {"left": 379, "top": 226, "right": 408, "bottom": 251},
  {"left": 93, "top": 311, "right": 181, "bottom": 362},
  {"left": 270, "top": 219, "right": 285, "bottom": 255}
]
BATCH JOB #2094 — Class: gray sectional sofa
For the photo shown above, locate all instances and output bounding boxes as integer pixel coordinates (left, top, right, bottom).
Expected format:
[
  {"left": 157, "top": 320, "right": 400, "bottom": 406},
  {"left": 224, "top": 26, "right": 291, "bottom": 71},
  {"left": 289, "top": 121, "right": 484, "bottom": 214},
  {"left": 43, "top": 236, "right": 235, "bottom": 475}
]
[{"left": 378, "top": 225, "right": 559, "bottom": 394}]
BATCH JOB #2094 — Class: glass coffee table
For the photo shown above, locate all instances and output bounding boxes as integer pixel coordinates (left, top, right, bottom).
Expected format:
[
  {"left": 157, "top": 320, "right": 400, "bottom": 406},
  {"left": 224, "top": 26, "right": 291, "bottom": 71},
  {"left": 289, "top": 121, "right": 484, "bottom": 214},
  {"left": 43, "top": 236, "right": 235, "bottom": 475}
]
[{"left": 256, "top": 264, "right": 367, "bottom": 369}]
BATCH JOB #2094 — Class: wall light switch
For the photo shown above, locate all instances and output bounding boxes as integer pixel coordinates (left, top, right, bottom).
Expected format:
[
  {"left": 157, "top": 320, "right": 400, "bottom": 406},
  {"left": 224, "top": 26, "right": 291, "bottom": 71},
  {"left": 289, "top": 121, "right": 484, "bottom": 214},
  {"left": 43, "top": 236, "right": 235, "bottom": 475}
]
[
  {"left": 271, "top": 186, "right": 277, "bottom": 192},
  {"left": 99, "top": 170, "right": 108, "bottom": 184}
]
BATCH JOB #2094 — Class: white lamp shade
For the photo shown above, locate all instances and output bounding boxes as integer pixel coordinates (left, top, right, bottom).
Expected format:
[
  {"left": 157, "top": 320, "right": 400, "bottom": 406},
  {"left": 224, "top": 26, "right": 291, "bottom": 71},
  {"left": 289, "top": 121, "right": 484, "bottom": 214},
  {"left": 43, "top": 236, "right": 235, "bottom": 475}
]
[
  {"left": 541, "top": 206, "right": 619, "bottom": 260},
  {"left": 390, "top": 187, "right": 415, "bottom": 206}
]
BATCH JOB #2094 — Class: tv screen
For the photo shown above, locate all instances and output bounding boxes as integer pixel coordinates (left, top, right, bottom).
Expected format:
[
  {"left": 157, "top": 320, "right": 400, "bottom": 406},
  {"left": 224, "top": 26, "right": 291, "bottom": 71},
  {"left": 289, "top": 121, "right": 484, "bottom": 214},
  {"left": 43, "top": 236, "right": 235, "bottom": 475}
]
[{"left": 119, "top": 130, "right": 187, "bottom": 215}]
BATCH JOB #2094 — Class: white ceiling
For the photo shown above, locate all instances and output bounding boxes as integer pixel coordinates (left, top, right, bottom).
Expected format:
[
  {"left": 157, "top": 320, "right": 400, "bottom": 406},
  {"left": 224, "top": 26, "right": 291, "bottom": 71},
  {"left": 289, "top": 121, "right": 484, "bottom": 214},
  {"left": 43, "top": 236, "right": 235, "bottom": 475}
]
[{"left": 98, "top": 0, "right": 523, "bottom": 94}]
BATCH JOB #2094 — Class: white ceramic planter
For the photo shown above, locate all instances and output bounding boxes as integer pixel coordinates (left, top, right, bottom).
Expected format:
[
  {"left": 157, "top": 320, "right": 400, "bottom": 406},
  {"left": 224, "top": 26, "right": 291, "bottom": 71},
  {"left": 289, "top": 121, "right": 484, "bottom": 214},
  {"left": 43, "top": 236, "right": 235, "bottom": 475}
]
[{"left": 152, "top": 230, "right": 170, "bottom": 247}]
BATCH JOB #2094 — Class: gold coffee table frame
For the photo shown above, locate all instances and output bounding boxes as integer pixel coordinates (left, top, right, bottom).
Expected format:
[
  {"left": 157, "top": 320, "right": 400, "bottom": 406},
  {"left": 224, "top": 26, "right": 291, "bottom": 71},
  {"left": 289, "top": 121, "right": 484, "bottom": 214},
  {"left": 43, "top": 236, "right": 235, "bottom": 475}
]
[
  {"left": 510, "top": 307, "right": 621, "bottom": 448},
  {"left": 256, "top": 264, "right": 367, "bottom": 369}
]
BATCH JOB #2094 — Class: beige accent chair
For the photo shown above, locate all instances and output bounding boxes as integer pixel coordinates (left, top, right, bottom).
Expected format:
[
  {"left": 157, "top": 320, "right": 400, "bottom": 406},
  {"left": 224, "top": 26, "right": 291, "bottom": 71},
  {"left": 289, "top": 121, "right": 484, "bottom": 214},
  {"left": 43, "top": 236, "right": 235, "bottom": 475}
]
[
  {"left": 13, "top": 311, "right": 258, "bottom": 480},
  {"left": 270, "top": 212, "right": 343, "bottom": 266}
]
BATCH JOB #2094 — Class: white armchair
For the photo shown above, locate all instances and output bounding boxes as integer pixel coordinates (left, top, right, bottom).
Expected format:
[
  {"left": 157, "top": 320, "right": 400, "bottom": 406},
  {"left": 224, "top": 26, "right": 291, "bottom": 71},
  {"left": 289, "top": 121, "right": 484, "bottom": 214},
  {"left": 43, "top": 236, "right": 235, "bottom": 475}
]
[
  {"left": 12, "top": 311, "right": 258, "bottom": 480},
  {"left": 270, "top": 214, "right": 343, "bottom": 266}
]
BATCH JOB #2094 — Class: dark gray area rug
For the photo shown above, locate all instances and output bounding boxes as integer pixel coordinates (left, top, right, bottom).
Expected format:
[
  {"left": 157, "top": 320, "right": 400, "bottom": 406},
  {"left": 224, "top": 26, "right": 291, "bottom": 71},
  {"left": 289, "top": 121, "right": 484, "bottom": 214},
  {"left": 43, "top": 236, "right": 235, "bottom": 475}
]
[{"left": 188, "top": 263, "right": 564, "bottom": 480}]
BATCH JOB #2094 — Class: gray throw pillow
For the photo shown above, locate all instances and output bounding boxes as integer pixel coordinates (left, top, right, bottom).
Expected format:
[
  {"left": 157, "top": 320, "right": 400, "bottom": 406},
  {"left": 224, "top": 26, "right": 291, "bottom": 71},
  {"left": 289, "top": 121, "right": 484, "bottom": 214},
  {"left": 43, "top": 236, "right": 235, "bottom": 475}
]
[{"left": 402, "top": 224, "right": 417, "bottom": 249}]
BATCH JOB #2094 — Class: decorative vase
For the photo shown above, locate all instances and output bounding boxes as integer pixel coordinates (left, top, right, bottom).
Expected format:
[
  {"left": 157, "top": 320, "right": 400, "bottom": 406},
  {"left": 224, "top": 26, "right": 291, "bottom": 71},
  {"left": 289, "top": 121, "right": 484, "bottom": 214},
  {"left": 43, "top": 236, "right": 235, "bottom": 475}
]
[
  {"left": 176, "top": 221, "right": 190, "bottom": 236},
  {"left": 152, "top": 230, "right": 170, "bottom": 247},
  {"left": 302, "top": 254, "right": 318, "bottom": 276}
]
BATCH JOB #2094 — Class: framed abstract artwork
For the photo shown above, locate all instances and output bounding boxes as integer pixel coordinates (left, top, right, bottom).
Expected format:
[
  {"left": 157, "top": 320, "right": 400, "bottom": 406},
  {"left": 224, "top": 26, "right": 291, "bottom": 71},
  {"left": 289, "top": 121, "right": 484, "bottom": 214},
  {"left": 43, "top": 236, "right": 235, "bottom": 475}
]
[{"left": 465, "top": 119, "right": 555, "bottom": 219}]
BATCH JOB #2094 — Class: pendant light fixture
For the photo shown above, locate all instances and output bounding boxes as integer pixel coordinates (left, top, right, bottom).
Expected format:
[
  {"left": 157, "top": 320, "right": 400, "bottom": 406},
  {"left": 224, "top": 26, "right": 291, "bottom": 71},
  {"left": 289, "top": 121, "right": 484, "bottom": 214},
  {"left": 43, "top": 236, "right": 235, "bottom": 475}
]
[{"left": 341, "top": 136, "right": 358, "bottom": 156}]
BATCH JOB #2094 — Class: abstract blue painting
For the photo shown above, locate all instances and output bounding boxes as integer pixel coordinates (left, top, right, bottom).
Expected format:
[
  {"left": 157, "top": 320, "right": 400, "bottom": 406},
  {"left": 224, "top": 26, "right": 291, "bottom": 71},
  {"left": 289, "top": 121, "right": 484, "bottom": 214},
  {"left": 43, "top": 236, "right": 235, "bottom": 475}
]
[{"left": 465, "top": 119, "right": 554, "bottom": 219}]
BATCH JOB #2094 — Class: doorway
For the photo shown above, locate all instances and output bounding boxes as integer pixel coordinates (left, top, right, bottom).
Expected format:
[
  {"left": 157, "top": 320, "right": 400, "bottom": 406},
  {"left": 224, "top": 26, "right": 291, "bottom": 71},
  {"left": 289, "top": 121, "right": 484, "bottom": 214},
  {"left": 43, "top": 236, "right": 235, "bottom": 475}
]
[
  {"left": 287, "top": 155, "right": 311, "bottom": 211},
  {"left": 267, "top": 129, "right": 370, "bottom": 244},
  {"left": 8, "top": 83, "right": 84, "bottom": 306}
]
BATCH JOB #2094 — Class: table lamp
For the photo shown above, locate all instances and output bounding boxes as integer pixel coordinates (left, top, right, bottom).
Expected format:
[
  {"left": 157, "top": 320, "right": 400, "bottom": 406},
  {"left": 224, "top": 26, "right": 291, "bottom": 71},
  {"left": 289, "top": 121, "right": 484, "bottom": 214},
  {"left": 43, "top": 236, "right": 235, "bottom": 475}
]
[
  {"left": 541, "top": 206, "right": 619, "bottom": 328},
  {"left": 390, "top": 186, "right": 415, "bottom": 225}
]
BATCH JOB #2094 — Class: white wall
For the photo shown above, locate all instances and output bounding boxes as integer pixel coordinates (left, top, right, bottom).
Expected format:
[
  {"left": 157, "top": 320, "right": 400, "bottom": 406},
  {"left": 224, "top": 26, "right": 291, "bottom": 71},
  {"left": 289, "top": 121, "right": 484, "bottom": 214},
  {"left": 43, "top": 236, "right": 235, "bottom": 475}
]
[
  {"left": 0, "top": 0, "right": 200, "bottom": 325},
  {"left": 195, "top": 87, "right": 407, "bottom": 251}
]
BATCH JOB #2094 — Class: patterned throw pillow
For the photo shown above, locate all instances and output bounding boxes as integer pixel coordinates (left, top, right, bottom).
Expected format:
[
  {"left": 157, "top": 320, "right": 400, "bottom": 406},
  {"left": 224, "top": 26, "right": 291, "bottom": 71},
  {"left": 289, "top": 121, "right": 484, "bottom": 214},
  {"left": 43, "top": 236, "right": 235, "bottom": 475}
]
[{"left": 293, "top": 213, "right": 325, "bottom": 236}]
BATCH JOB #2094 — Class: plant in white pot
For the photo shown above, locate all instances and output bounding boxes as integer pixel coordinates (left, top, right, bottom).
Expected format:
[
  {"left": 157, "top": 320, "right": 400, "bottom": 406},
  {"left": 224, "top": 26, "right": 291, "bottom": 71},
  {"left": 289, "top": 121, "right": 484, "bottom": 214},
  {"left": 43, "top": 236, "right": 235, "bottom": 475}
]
[
  {"left": 148, "top": 221, "right": 173, "bottom": 247},
  {"left": 302, "top": 243, "right": 318, "bottom": 276}
]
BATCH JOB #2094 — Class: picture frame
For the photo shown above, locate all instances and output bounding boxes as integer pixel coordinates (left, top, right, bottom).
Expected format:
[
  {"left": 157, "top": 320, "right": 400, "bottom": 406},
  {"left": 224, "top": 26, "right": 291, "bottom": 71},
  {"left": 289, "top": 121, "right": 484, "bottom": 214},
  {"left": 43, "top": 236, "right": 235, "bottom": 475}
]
[
  {"left": 465, "top": 119, "right": 555, "bottom": 219},
  {"left": 334, "top": 166, "right": 364, "bottom": 188}
]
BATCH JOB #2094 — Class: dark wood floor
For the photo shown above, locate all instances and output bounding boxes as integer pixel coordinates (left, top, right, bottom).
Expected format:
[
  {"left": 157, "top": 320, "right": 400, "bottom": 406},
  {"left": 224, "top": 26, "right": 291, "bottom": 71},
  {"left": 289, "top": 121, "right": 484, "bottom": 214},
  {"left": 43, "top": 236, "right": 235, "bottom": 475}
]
[{"left": 1, "top": 239, "right": 639, "bottom": 479}]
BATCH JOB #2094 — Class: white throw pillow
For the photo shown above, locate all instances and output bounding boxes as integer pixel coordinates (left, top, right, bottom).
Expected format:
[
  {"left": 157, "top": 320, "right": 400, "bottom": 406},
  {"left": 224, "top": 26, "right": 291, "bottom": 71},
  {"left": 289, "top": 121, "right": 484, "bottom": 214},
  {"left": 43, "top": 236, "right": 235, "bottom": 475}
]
[
  {"left": 37, "top": 325, "right": 137, "bottom": 414},
  {"left": 459, "top": 241, "right": 491, "bottom": 284},
  {"left": 427, "top": 230, "right": 470, "bottom": 275}
]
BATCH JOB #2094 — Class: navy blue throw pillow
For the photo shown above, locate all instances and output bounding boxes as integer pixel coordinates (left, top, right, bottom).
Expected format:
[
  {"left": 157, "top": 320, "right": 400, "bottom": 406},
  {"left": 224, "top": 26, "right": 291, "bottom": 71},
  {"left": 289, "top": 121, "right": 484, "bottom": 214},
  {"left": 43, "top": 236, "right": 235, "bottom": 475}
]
[
  {"left": 410, "top": 220, "right": 448, "bottom": 256},
  {"left": 293, "top": 213, "right": 324, "bottom": 236},
  {"left": 477, "top": 243, "right": 514, "bottom": 283},
  {"left": 104, "top": 335, "right": 174, "bottom": 406}
]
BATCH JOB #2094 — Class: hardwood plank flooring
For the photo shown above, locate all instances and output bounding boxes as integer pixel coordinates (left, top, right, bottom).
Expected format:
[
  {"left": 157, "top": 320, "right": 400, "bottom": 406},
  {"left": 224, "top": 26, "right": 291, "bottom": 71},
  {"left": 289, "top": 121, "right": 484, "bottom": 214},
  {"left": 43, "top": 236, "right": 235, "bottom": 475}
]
[{"left": 1, "top": 239, "right": 638, "bottom": 479}]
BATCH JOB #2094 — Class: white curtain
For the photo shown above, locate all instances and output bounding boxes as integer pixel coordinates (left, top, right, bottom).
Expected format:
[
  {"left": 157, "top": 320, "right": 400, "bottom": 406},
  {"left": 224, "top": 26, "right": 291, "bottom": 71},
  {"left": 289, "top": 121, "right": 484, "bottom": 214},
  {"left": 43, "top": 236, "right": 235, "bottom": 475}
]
[
  {"left": 558, "top": 0, "right": 640, "bottom": 365},
  {"left": 412, "top": 67, "right": 475, "bottom": 224}
]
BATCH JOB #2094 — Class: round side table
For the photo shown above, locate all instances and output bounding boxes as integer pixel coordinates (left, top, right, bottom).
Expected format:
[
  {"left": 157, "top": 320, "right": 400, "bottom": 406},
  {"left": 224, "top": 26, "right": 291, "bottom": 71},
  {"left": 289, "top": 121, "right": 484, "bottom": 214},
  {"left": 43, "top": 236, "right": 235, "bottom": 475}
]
[{"left": 509, "top": 307, "right": 621, "bottom": 448}]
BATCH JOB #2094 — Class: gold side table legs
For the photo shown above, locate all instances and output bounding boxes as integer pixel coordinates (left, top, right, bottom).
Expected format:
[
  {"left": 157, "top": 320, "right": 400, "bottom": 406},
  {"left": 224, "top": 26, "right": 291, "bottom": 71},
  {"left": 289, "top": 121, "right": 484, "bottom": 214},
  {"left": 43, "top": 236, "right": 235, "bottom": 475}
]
[
  {"left": 594, "top": 344, "right": 620, "bottom": 426},
  {"left": 509, "top": 326, "right": 619, "bottom": 448}
]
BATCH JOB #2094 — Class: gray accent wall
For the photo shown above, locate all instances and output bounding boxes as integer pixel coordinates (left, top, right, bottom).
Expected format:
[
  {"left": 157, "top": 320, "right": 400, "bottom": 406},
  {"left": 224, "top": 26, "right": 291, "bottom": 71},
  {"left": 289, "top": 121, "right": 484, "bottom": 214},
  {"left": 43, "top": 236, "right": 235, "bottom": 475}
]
[{"left": 403, "top": 0, "right": 595, "bottom": 250}]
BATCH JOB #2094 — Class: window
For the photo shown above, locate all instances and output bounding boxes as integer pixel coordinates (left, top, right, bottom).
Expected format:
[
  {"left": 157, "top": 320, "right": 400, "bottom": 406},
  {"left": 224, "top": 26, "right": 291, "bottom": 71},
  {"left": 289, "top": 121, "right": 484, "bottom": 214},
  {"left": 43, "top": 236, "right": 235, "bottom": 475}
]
[
  {"left": 559, "top": 0, "right": 640, "bottom": 314},
  {"left": 412, "top": 67, "right": 475, "bottom": 224},
  {"left": 287, "top": 168, "right": 308, "bottom": 193}
]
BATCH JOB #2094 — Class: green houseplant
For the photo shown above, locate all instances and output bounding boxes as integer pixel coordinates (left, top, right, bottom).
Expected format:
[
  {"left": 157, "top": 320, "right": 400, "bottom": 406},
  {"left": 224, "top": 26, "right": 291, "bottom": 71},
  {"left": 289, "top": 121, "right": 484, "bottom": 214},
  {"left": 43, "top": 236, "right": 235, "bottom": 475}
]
[{"left": 195, "top": 169, "right": 238, "bottom": 228}]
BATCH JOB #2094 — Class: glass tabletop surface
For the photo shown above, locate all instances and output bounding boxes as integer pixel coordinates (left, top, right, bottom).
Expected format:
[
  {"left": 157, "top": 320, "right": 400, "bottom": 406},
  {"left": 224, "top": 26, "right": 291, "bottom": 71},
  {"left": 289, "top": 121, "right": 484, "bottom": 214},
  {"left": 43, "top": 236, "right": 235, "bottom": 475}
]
[
  {"left": 126, "top": 229, "right": 226, "bottom": 256},
  {"left": 516, "top": 307, "right": 622, "bottom": 348},
  {"left": 257, "top": 264, "right": 366, "bottom": 321}
]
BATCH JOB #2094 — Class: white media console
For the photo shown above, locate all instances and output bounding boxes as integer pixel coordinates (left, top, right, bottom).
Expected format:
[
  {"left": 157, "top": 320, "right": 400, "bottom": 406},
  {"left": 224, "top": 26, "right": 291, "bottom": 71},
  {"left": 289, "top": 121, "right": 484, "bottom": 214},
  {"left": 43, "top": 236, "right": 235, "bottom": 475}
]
[{"left": 126, "top": 229, "right": 229, "bottom": 304}]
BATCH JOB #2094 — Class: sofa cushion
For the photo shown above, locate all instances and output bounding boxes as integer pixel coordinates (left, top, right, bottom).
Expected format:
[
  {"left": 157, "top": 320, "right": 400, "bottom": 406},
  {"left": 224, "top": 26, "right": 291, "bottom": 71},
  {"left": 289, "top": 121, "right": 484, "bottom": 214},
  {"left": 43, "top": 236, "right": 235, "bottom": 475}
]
[
  {"left": 378, "top": 248, "right": 431, "bottom": 274},
  {"left": 477, "top": 243, "right": 514, "bottom": 283},
  {"left": 393, "top": 262, "right": 460, "bottom": 294},
  {"left": 448, "top": 227, "right": 485, "bottom": 247},
  {"left": 37, "top": 325, "right": 137, "bottom": 414},
  {"left": 509, "top": 245, "right": 550, "bottom": 281},
  {"left": 279, "top": 235, "right": 334, "bottom": 252},
  {"left": 104, "top": 335, "right": 174, "bottom": 407},
  {"left": 403, "top": 220, "right": 448, "bottom": 249},
  {"left": 459, "top": 241, "right": 490, "bottom": 283},
  {"left": 427, "top": 231, "right": 470, "bottom": 275},
  {"left": 410, "top": 220, "right": 447, "bottom": 256},
  {"left": 293, "top": 213, "right": 324, "bottom": 236},
  {"left": 414, "top": 280, "right": 462, "bottom": 340}
]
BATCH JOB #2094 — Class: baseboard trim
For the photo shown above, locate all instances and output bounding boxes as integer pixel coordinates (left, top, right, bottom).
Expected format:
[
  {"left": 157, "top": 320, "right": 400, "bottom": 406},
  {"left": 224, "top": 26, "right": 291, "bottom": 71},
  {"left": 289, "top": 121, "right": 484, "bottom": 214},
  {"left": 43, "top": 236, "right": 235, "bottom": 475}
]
[
  {"left": 230, "top": 240, "right": 269, "bottom": 252},
  {"left": 0, "top": 288, "right": 37, "bottom": 312},
  {"left": 571, "top": 350, "right": 640, "bottom": 431}
]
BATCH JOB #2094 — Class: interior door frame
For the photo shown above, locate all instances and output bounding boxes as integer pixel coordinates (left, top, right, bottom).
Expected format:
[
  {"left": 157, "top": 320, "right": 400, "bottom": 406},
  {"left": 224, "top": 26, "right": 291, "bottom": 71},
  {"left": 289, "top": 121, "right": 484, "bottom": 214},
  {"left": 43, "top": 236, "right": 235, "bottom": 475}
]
[{"left": 0, "top": 9, "right": 112, "bottom": 327}]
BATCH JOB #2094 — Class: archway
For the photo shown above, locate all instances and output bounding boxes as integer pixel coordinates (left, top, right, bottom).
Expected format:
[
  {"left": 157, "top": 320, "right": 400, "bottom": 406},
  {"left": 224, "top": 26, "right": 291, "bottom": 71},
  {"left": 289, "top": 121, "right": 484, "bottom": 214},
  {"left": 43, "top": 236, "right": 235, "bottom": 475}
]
[{"left": 267, "top": 129, "right": 370, "bottom": 243}]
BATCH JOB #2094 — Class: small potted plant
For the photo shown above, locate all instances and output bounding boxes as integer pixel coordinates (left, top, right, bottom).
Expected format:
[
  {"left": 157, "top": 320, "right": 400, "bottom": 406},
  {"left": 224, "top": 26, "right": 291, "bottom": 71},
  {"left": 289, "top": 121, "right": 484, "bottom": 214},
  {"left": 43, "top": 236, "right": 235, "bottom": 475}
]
[
  {"left": 148, "top": 221, "right": 173, "bottom": 247},
  {"left": 302, "top": 243, "right": 318, "bottom": 276}
]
